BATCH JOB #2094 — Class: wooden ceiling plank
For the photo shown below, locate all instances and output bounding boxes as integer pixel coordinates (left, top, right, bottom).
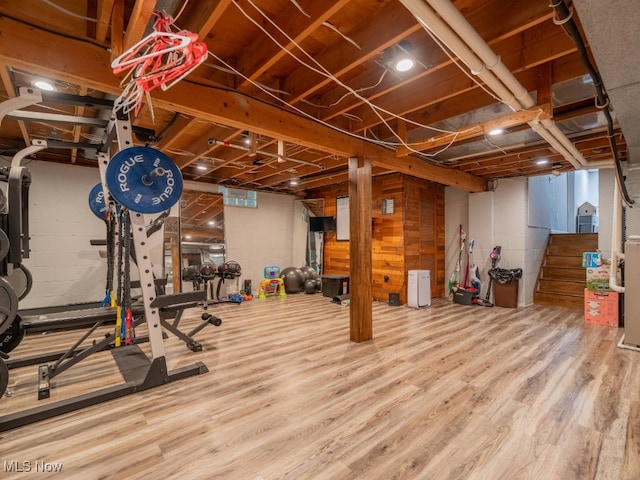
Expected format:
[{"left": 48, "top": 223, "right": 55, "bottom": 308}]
[
  {"left": 70, "top": 86, "right": 89, "bottom": 164},
  {"left": 111, "top": 0, "right": 124, "bottom": 60},
  {"left": 157, "top": 116, "right": 199, "bottom": 151},
  {"left": 123, "top": 0, "right": 158, "bottom": 52},
  {"left": 237, "top": 0, "right": 351, "bottom": 87},
  {"left": 339, "top": 21, "right": 577, "bottom": 134},
  {"left": 0, "top": 63, "right": 30, "bottom": 147},
  {"left": 312, "top": 4, "right": 556, "bottom": 124},
  {"left": 96, "top": 0, "right": 116, "bottom": 43},
  {"left": 0, "top": 16, "right": 486, "bottom": 192},
  {"left": 280, "top": 1, "right": 422, "bottom": 103},
  {"left": 396, "top": 105, "right": 552, "bottom": 156},
  {"left": 181, "top": 0, "right": 233, "bottom": 42}
]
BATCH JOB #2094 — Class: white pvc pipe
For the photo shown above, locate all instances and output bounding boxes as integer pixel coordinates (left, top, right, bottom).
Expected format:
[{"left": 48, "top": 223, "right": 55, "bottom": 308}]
[
  {"left": 609, "top": 175, "right": 624, "bottom": 293},
  {"left": 424, "top": 0, "right": 533, "bottom": 108},
  {"left": 398, "top": 0, "right": 523, "bottom": 112},
  {"left": 618, "top": 334, "right": 640, "bottom": 352},
  {"left": 403, "top": 0, "right": 613, "bottom": 170}
]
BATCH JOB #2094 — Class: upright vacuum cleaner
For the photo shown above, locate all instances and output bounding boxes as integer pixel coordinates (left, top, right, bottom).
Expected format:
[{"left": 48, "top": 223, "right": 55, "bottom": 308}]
[{"left": 477, "top": 246, "right": 501, "bottom": 307}]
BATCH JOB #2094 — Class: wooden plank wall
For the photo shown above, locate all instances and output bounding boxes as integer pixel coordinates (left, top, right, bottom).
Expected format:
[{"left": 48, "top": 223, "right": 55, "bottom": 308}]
[
  {"left": 403, "top": 176, "right": 446, "bottom": 299},
  {"left": 309, "top": 173, "right": 444, "bottom": 303}
]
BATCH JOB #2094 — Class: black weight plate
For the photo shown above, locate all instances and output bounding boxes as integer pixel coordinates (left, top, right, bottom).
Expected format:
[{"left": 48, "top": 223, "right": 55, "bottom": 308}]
[
  {"left": 0, "top": 277, "right": 18, "bottom": 336},
  {"left": 0, "top": 356, "right": 8, "bottom": 399},
  {"left": 0, "top": 229, "right": 8, "bottom": 262},
  {"left": 6, "top": 264, "right": 33, "bottom": 301},
  {"left": 0, "top": 314, "right": 24, "bottom": 354}
]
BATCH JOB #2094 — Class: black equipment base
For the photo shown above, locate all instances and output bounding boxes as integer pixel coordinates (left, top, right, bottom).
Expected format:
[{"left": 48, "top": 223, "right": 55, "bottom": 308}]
[{"left": 0, "top": 357, "right": 208, "bottom": 432}]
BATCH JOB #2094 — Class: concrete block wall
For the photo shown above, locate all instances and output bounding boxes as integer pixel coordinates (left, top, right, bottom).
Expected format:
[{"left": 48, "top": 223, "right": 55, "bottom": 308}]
[
  {"left": 16, "top": 160, "right": 108, "bottom": 308},
  {"left": 444, "top": 187, "right": 469, "bottom": 292},
  {"left": 4, "top": 161, "right": 304, "bottom": 308}
]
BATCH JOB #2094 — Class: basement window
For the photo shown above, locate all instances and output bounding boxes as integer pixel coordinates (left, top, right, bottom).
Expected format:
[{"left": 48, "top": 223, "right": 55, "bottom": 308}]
[{"left": 218, "top": 186, "right": 258, "bottom": 208}]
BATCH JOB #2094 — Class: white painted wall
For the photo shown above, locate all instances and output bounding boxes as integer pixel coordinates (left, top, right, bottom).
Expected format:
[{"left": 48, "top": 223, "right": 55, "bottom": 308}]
[
  {"left": 444, "top": 187, "right": 469, "bottom": 292},
  {"left": 225, "top": 190, "right": 303, "bottom": 295},
  {"left": 4, "top": 162, "right": 303, "bottom": 308},
  {"left": 13, "top": 160, "right": 108, "bottom": 308},
  {"left": 528, "top": 174, "right": 569, "bottom": 232},
  {"left": 468, "top": 190, "right": 495, "bottom": 299},
  {"left": 466, "top": 178, "right": 541, "bottom": 307},
  {"left": 598, "top": 168, "right": 615, "bottom": 258}
]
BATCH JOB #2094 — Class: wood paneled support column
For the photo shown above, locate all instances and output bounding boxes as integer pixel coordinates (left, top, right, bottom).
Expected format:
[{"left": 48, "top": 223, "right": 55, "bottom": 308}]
[{"left": 348, "top": 157, "right": 373, "bottom": 342}]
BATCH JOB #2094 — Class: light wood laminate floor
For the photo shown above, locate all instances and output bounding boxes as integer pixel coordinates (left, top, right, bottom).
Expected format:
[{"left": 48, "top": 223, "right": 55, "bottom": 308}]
[{"left": 1, "top": 295, "right": 639, "bottom": 479}]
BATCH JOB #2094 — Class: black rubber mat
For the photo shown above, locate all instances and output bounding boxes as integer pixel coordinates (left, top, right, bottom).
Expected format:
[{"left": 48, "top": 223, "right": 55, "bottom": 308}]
[{"left": 111, "top": 344, "right": 150, "bottom": 383}]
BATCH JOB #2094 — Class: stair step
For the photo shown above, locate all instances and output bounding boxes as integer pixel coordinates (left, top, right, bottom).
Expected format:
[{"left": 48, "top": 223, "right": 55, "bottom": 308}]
[
  {"left": 534, "top": 291, "right": 584, "bottom": 310},
  {"left": 549, "top": 233, "right": 598, "bottom": 249},
  {"left": 538, "top": 278, "right": 585, "bottom": 295},
  {"left": 545, "top": 255, "right": 585, "bottom": 268},
  {"left": 542, "top": 266, "right": 585, "bottom": 281},
  {"left": 547, "top": 243, "right": 595, "bottom": 257}
]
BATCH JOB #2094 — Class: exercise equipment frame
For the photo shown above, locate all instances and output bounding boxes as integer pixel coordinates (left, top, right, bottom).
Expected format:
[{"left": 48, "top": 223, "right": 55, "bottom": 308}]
[{"left": 0, "top": 92, "right": 209, "bottom": 431}]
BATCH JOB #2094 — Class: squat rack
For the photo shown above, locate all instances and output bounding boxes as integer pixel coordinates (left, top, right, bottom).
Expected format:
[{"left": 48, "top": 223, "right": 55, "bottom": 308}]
[{"left": 0, "top": 87, "right": 209, "bottom": 432}]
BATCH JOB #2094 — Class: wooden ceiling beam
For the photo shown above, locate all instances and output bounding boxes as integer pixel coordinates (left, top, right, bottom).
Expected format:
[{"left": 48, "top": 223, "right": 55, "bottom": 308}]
[
  {"left": 110, "top": 0, "right": 124, "bottom": 59},
  {"left": 123, "top": 0, "right": 158, "bottom": 52},
  {"left": 252, "top": 157, "right": 343, "bottom": 187},
  {"left": 0, "top": 63, "right": 30, "bottom": 147},
  {"left": 311, "top": 3, "right": 555, "bottom": 123},
  {"left": 156, "top": 116, "right": 198, "bottom": 151},
  {"left": 280, "top": 1, "right": 421, "bottom": 103},
  {"left": 181, "top": 0, "right": 233, "bottom": 42},
  {"left": 0, "top": 16, "right": 486, "bottom": 192},
  {"left": 237, "top": 0, "right": 351, "bottom": 88},
  {"left": 338, "top": 20, "right": 576, "bottom": 133},
  {"left": 453, "top": 129, "right": 625, "bottom": 169},
  {"left": 396, "top": 105, "right": 552, "bottom": 156},
  {"left": 96, "top": 0, "right": 116, "bottom": 43}
]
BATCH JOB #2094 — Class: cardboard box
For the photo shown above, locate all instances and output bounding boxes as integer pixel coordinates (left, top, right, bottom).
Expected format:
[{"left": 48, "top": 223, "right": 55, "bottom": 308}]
[
  {"left": 584, "top": 289, "right": 619, "bottom": 327},
  {"left": 586, "top": 263, "right": 610, "bottom": 290}
]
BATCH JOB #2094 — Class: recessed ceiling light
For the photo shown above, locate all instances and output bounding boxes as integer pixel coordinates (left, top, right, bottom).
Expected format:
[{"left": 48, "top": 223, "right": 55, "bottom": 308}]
[
  {"left": 488, "top": 128, "right": 504, "bottom": 136},
  {"left": 196, "top": 165, "right": 207, "bottom": 171},
  {"left": 395, "top": 57, "right": 415, "bottom": 72},
  {"left": 208, "top": 220, "right": 215, "bottom": 226},
  {"left": 535, "top": 158, "right": 549, "bottom": 165},
  {"left": 184, "top": 235, "right": 192, "bottom": 240},
  {"left": 290, "top": 179, "right": 299, "bottom": 186},
  {"left": 33, "top": 80, "right": 55, "bottom": 91}
]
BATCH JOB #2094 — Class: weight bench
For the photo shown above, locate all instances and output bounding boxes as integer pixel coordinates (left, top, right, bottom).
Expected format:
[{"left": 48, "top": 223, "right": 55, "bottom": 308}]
[
  {"left": 153, "top": 291, "right": 222, "bottom": 352},
  {"left": 4, "top": 291, "right": 219, "bottom": 368}
]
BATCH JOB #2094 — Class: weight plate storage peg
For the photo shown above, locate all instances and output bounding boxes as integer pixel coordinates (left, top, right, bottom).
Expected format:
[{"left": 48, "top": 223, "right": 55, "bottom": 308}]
[
  {"left": 0, "top": 277, "right": 18, "bottom": 336},
  {"left": 6, "top": 264, "right": 33, "bottom": 301},
  {"left": 105, "top": 147, "right": 183, "bottom": 214}
]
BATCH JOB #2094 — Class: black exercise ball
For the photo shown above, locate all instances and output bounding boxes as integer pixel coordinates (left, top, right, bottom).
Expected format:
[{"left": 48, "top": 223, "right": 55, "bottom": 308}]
[
  {"left": 299, "top": 265, "right": 316, "bottom": 281},
  {"left": 280, "top": 267, "right": 305, "bottom": 293},
  {"left": 304, "top": 278, "right": 317, "bottom": 294},
  {"left": 315, "top": 277, "right": 322, "bottom": 292}
]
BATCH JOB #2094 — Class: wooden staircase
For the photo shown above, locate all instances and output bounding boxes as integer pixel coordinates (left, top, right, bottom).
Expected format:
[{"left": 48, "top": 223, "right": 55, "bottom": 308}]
[{"left": 534, "top": 233, "right": 598, "bottom": 310}]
